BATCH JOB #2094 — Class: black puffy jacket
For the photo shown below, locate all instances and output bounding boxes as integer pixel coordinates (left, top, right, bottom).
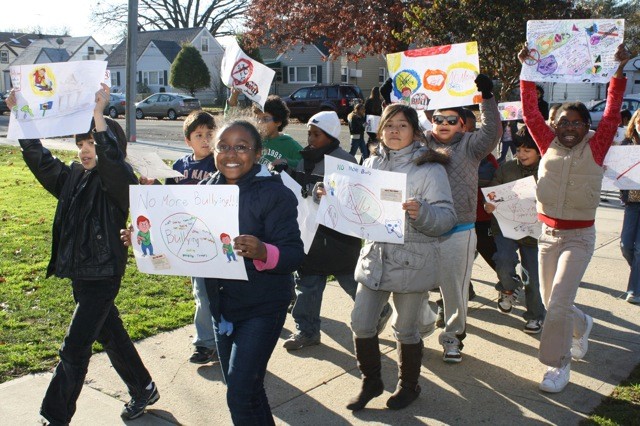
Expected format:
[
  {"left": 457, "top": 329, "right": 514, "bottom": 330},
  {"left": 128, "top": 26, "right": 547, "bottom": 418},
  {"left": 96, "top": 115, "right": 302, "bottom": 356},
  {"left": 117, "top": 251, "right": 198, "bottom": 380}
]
[{"left": 20, "top": 130, "right": 138, "bottom": 279}]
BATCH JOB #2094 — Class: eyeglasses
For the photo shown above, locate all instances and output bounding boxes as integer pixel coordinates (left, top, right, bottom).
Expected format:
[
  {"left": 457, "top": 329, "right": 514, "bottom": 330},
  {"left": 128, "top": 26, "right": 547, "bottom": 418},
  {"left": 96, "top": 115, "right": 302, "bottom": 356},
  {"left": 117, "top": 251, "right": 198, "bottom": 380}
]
[
  {"left": 256, "top": 116, "right": 275, "bottom": 123},
  {"left": 213, "top": 144, "right": 254, "bottom": 154},
  {"left": 432, "top": 115, "right": 460, "bottom": 126},
  {"left": 555, "top": 120, "right": 588, "bottom": 129}
]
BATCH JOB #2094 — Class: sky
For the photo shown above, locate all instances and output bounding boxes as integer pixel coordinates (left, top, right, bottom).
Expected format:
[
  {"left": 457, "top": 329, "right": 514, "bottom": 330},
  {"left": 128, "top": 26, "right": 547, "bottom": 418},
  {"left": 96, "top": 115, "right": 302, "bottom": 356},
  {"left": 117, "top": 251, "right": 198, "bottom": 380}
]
[{"left": 4, "top": 0, "right": 122, "bottom": 46}]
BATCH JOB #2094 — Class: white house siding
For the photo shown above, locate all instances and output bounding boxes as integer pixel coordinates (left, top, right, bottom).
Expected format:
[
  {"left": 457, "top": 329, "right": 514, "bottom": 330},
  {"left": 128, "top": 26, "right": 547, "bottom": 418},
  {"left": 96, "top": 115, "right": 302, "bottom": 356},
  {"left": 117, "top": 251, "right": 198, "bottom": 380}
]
[
  {"left": 190, "top": 30, "right": 224, "bottom": 103},
  {"left": 0, "top": 45, "right": 22, "bottom": 93},
  {"left": 336, "top": 55, "right": 387, "bottom": 98},
  {"left": 137, "top": 43, "right": 172, "bottom": 93},
  {"left": 276, "top": 44, "right": 326, "bottom": 96}
]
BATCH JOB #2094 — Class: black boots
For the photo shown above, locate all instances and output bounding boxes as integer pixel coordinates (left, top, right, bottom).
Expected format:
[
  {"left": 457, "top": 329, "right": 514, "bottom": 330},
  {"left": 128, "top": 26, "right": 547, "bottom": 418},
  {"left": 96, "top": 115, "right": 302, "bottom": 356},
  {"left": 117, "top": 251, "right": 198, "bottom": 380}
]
[
  {"left": 386, "top": 341, "right": 423, "bottom": 410},
  {"left": 346, "top": 336, "right": 384, "bottom": 411}
]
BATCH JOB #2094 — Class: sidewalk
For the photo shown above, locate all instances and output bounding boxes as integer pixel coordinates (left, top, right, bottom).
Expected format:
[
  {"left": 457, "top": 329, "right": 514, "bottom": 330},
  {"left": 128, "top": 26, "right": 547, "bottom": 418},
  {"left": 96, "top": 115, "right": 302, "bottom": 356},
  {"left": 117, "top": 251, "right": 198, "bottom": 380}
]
[{"left": 0, "top": 139, "right": 638, "bottom": 425}]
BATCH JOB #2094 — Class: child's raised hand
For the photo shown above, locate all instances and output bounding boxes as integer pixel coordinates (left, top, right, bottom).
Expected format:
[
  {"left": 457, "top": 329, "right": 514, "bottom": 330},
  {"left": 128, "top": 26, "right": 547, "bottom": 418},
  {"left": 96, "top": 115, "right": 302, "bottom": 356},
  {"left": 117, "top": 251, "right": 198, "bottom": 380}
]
[
  {"left": 94, "top": 83, "right": 110, "bottom": 114},
  {"left": 614, "top": 44, "right": 632, "bottom": 67},
  {"left": 517, "top": 43, "right": 531, "bottom": 64},
  {"left": 402, "top": 198, "right": 421, "bottom": 220},
  {"left": 5, "top": 90, "right": 16, "bottom": 110},
  {"left": 233, "top": 235, "right": 267, "bottom": 261}
]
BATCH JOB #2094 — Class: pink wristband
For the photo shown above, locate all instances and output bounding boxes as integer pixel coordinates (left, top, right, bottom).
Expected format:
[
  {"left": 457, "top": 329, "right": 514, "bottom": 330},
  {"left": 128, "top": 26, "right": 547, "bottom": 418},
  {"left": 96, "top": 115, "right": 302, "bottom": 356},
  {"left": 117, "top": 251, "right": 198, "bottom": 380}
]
[{"left": 253, "top": 243, "right": 280, "bottom": 271}]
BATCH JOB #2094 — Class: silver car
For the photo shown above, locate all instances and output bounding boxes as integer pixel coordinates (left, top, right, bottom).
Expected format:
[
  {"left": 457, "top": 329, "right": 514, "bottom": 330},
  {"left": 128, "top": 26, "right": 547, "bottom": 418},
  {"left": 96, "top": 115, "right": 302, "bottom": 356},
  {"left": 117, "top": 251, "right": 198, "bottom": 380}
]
[
  {"left": 135, "top": 93, "right": 201, "bottom": 120},
  {"left": 103, "top": 93, "right": 126, "bottom": 118},
  {"left": 589, "top": 95, "right": 640, "bottom": 129}
]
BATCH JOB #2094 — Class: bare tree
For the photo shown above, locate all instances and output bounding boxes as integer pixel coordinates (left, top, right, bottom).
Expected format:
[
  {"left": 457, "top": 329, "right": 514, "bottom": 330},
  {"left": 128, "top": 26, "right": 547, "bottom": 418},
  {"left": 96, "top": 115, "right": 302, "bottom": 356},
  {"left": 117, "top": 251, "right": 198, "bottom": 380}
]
[{"left": 91, "top": 0, "right": 249, "bottom": 38}]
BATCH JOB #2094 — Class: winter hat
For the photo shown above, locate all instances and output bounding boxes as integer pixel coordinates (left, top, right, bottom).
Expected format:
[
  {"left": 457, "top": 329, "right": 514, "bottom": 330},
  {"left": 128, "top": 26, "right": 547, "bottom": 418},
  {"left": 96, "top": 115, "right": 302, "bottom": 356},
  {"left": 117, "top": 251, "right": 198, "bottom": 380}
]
[{"left": 307, "top": 111, "right": 341, "bottom": 140}]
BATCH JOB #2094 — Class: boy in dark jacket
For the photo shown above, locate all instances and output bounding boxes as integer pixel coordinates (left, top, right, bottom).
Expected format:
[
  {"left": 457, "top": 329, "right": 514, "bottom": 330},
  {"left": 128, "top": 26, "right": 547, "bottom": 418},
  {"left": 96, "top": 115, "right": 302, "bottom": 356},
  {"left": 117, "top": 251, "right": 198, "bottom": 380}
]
[{"left": 9, "top": 85, "right": 157, "bottom": 424}]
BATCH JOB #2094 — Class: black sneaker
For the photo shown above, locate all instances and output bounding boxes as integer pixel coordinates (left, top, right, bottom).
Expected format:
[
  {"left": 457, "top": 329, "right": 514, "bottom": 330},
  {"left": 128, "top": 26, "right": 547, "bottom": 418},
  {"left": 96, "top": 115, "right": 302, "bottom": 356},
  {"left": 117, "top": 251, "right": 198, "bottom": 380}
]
[
  {"left": 189, "top": 346, "right": 217, "bottom": 364},
  {"left": 120, "top": 382, "right": 160, "bottom": 420}
]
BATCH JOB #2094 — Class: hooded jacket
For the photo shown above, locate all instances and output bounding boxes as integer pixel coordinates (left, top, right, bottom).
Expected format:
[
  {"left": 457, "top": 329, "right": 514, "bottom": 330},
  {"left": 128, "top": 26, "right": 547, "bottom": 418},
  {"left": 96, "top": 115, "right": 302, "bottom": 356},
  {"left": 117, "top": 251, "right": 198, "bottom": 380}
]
[
  {"left": 355, "top": 141, "right": 457, "bottom": 293},
  {"left": 202, "top": 164, "right": 304, "bottom": 322},
  {"left": 19, "top": 130, "right": 138, "bottom": 279}
]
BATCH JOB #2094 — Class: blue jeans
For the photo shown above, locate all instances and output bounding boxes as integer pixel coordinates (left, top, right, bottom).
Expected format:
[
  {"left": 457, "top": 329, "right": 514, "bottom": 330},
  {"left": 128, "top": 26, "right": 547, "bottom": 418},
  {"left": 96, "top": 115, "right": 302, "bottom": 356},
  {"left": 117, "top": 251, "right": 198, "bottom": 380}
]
[
  {"left": 41, "top": 278, "right": 152, "bottom": 424},
  {"left": 215, "top": 311, "right": 285, "bottom": 426},
  {"left": 493, "top": 234, "right": 545, "bottom": 321},
  {"left": 192, "top": 277, "right": 216, "bottom": 349},
  {"left": 291, "top": 273, "right": 358, "bottom": 338},
  {"left": 349, "top": 137, "right": 369, "bottom": 161},
  {"left": 141, "top": 243, "right": 153, "bottom": 256},
  {"left": 620, "top": 203, "right": 640, "bottom": 296}
]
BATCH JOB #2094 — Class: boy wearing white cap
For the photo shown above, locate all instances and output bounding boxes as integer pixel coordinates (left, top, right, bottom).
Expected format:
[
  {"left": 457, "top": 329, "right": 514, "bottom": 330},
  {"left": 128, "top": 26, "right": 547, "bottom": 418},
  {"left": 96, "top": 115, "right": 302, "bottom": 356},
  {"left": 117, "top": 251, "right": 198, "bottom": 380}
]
[{"left": 285, "top": 111, "right": 392, "bottom": 350}]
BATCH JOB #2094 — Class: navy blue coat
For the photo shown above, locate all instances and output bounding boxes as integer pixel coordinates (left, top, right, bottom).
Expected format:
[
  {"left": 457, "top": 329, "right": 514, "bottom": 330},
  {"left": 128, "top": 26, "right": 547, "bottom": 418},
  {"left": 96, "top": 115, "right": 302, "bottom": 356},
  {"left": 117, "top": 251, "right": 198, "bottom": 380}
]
[{"left": 202, "top": 164, "right": 304, "bottom": 323}]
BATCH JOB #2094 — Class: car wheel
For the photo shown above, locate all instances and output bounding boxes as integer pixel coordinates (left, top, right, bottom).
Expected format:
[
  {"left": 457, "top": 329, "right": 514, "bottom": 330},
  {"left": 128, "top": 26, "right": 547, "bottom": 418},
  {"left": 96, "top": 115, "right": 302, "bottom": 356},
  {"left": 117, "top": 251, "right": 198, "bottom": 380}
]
[
  {"left": 167, "top": 109, "right": 177, "bottom": 120},
  {"left": 108, "top": 107, "right": 118, "bottom": 119},
  {"left": 135, "top": 109, "right": 144, "bottom": 119}
]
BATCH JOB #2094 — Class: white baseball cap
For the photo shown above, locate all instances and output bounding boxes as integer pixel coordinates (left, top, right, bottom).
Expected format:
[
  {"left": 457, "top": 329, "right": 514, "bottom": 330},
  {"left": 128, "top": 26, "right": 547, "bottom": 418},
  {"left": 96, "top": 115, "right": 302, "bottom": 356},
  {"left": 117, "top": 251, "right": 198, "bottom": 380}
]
[{"left": 307, "top": 111, "right": 341, "bottom": 140}]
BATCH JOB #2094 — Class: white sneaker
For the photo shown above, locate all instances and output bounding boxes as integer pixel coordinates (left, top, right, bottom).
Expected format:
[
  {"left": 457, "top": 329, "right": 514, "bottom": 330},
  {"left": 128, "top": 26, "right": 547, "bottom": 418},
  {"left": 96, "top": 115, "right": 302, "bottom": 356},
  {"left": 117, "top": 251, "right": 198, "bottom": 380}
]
[
  {"left": 571, "top": 314, "right": 593, "bottom": 360},
  {"left": 539, "top": 364, "right": 571, "bottom": 393}
]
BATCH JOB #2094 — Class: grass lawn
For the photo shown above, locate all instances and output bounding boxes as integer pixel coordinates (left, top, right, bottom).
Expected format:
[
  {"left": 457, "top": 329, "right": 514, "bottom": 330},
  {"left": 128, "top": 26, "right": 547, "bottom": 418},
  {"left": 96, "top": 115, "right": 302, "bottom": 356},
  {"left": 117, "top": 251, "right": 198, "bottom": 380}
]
[
  {"left": 0, "top": 145, "right": 194, "bottom": 383},
  {"left": 583, "top": 362, "right": 640, "bottom": 425}
]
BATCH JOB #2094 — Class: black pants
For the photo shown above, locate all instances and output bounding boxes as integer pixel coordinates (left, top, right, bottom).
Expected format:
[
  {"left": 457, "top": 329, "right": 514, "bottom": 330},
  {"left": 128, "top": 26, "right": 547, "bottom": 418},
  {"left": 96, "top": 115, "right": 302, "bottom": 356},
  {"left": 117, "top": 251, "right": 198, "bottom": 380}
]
[
  {"left": 40, "top": 277, "right": 152, "bottom": 424},
  {"left": 475, "top": 220, "right": 497, "bottom": 271}
]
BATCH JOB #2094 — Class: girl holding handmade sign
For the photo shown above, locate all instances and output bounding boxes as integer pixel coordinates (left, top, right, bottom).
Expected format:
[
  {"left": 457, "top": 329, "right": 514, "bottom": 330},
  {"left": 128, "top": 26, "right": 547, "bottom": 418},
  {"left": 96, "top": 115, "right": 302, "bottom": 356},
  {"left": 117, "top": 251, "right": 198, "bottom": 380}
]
[
  {"left": 201, "top": 120, "right": 304, "bottom": 424},
  {"left": 518, "top": 43, "right": 631, "bottom": 393},
  {"left": 619, "top": 109, "right": 640, "bottom": 304},
  {"left": 347, "top": 104, "right": 457, "bottom": 411}
]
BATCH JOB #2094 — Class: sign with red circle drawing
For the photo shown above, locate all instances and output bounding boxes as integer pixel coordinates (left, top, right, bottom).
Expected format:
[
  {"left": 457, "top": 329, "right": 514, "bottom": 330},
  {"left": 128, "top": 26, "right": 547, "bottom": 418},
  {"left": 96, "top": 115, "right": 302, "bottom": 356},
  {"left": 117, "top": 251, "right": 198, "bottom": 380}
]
[{"left": 231, "top": 59, "right": 253, "bottom": 85}]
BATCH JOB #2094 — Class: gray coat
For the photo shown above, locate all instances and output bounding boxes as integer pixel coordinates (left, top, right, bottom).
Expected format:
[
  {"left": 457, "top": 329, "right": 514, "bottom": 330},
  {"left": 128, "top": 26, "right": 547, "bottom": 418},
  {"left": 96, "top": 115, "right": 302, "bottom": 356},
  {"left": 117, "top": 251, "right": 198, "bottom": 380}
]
[{"left": 355, "top": 141, "right": 457, "bottom": 293}]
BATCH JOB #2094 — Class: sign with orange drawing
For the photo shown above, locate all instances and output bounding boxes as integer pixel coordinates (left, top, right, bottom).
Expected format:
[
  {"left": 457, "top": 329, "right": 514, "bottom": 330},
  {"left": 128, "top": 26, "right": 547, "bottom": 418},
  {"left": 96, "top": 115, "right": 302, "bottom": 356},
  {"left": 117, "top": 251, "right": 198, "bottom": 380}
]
[
  {"left": 386, "top": 42, "right": 481, "bottom": 111},
  {"left": 8, "top": 61, "right": 110, "bottom": 140},
  {"left": 520, "top": 19, "right": 624, "bottom": 84},
  {"left": 498, "top": 102, "right": 523, "bottom": 121}
]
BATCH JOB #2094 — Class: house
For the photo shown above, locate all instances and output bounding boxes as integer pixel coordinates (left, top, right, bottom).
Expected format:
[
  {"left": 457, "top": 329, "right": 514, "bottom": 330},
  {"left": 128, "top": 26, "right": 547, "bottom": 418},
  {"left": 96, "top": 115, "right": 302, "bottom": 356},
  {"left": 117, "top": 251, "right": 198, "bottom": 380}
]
[
  {"left": 0, "top": 32, "right": 63, "bottom": 93},
  {"left": 106, "top": 27, "right": 224, "bottom": 103},
  {"left": 260, "top": 41, "right": 388, "bottom": 99}
]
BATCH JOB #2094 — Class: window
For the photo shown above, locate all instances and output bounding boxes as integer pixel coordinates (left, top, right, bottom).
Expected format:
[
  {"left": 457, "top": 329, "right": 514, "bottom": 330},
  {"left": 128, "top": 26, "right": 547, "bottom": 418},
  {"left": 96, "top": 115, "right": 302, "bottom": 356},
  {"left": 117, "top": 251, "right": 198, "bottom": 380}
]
[
  {"left": 308, "top": 87, "right": 324, "bottom": 99},
  {"left": 88, "top": 46, "right": 94, "bottom": 54},
  {"left": 379, "top": 67, "right": 387, "bottom": 84},
  {"left": 341, "top": 66, "right": 348, "bottom": 83},
  {"left": 0, "top": 51, "right": 8, "bottom": 64},
  {"left": 288, "top": 66, "right": 317, "bottom": 83},
  {"left": 201, "top": 38, "right": 209, "bottom": 52},
  {"left": 291, "top": 88, "right": 310, "bottom": 100},
  {"left": 110, "top": 72, "right": 118, "bottom": 87},
  {"left": 142, "top": 71, "right": 165, "bottom": 86}
]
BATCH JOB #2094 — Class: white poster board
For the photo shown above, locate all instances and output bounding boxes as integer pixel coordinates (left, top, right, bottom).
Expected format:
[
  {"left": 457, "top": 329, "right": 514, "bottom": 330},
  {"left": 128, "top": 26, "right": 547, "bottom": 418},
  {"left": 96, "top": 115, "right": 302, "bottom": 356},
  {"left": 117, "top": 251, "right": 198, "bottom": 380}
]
[
  {"left": 386, "top": 42, "right": 481, "bottom": 110},
  {"left": 365, "top": 115, "right": 380, "bottom": 133},
  {"left": 481, "top": 176, "right": 541, "bottom": 240},
  {"left": 126, "top": 148, "right": 183, "bottom": 180},
  {"left": 520, "top": 19, "right": 625, "bottom": 84},
  {"left": 221, "top": 38, "right": 275, "bottom": 110},
  {"left": 498, "top": 101, "right": 523, "bottom": 121},
  {"left": 280, "top": 171, "right": 319, "bottom": 254},
  {"left": 8, "top": 61, "right": 110, "bottom": 139},
  {"left": 129, "top": 185, "right": 248, "bottom": 280},
  {"left": 603, "top": 146, "right": 640, "bottom": 190},
  {"left": 317, "top": 156, "right": 407, "bottom": 244}
]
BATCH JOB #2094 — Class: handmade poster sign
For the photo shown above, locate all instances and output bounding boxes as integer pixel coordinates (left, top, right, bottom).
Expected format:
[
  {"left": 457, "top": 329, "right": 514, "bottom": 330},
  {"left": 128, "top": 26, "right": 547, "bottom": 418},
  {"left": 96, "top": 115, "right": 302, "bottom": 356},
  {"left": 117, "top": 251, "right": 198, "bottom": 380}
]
[
  {"left": 280, "top": 171, "right": 319, "bottom": 254},
  {"left": 386, "top": 42, "right": 481, "bottom": 110},
  {"left": 8, "top": 61, "right": 110, "bottom": 139},
  {"left": 129, "top": 185, "right": 247, "bottom": 280},
  {"left": 365, "top": 115, "right": 380, "bottom": 133},
  {"left": 481, "top": 176, "right": 541, "bottom": 240},
  {"left": 498, "top": 101, "right": 523, "bottom": 121},
  {"left": 221, "top": 38, "right": 275, "bottom": 110},
  {"left": 317, "top": 156, "right": 407, "bottom": 244},
  {"left": 126, "top": 147, "right": 184, "bottom": 180},
  {"left": 520, "top": 19, "right": 625, "bottom": 84},
  {"left": 602, "top": 146, "right": 640, "bottom": 190}
]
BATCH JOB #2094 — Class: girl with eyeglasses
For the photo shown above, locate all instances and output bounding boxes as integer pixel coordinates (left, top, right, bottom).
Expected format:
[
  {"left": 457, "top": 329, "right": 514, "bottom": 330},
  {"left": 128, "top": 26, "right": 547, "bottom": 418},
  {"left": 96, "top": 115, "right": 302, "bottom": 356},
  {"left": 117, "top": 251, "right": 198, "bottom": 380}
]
[
  {"left": 421, "top": 74, "right": 502, "bottom": 364},
  {"left": 518, "top": 43, "right": 631, "bottom": 394},
  {"left": 201, "top": 120, "right": 304, "bottom": 424},
  {"left": 348, "top": 104, "right": 456, "bottom": 411}
]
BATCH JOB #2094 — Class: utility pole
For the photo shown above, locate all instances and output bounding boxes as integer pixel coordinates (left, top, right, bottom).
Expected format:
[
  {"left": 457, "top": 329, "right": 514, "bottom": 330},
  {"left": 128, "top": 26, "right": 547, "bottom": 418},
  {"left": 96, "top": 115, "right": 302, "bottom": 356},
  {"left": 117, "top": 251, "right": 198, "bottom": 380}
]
[{"left": 125, "top": 0, "right": 138, "bottom": 142}]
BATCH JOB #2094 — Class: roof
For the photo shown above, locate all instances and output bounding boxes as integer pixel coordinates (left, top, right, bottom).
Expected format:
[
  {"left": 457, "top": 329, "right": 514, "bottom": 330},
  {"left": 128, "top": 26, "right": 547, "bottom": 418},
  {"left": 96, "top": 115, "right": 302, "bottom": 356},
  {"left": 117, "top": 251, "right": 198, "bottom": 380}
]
[
  {"left": 106, "top": 27, "right": 204, "bottom": 67},
  {"left": 0, "top": 32, "right": 62, "bottom": 48},
  {"left": 152, "top": 40, "right": 182, "bottom": 64},
  {"left": 10, "top": 36, "right": 96, "bottom": 66}
]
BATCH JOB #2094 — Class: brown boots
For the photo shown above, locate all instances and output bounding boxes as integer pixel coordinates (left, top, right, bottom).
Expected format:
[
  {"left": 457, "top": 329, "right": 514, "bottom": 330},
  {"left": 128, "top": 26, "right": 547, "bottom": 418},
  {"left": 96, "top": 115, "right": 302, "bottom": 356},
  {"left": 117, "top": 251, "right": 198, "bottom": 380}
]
[
  {"left": 347, "top": 338, "right": 423, "bottom": 411},
  {"left": 386, "top": 341, "right": 423, "bottom": 410},
  {"left": 346, "top": 336, "right": 384, "bottom": 411}
]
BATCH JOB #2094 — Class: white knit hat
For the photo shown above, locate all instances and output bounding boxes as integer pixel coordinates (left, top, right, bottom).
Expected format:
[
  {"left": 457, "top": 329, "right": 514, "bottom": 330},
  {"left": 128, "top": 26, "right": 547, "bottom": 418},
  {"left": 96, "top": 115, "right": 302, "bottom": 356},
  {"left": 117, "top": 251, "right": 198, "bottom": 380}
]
[{"left": 307, "top": 111, "right": 341, "bottom": 140}]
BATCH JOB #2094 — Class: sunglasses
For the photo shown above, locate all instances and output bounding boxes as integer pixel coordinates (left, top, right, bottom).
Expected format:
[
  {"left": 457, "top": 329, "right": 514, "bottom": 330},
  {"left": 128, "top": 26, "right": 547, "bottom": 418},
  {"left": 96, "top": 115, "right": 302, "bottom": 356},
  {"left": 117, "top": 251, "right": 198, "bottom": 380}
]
[{"left": 432, "top": 115, "right": 460, "bottom": 126}]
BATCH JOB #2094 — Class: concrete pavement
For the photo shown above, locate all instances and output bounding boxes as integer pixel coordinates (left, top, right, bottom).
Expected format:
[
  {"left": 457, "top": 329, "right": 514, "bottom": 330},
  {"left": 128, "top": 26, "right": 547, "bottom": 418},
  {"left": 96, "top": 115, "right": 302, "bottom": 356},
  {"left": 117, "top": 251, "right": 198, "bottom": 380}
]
[{"left": 0, "top": 138, "right": 638, "bottom": 425}]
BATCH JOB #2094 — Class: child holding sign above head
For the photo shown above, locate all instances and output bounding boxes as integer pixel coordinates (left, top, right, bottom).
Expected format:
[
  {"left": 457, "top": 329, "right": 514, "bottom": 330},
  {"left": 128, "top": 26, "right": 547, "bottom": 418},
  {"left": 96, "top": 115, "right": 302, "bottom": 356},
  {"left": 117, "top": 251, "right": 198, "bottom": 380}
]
[
  {"left": 201, "top": 120, "right": 304, "bottom": 424},
  {"left": 347, "top": 104, "right": 456, "bottom": 411},
  {"left": 518, "top": 43, "right": 631, "bottom": 393},
  {"left": 7, "top": 85, "right": 158, "bottom": 424}
]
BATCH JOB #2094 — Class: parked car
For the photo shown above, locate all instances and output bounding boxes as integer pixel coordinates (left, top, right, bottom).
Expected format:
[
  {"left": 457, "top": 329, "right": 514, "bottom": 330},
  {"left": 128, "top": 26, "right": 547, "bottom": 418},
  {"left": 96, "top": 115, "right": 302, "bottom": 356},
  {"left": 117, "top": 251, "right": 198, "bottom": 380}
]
[
  {"left": 135, "top": 93, "right": 201, "bottom": 120},
  {"left": 283, "top": 84, "right": 364, "bottom": 123},
  {"left": 104, "top": 93, "right": 126, "bottom": 118},
  {"left": 589, "top": 94, "right": 640, "bottom": 129},
  {"left": 0, "top": 92, "right": 10, "bottom": 115}
]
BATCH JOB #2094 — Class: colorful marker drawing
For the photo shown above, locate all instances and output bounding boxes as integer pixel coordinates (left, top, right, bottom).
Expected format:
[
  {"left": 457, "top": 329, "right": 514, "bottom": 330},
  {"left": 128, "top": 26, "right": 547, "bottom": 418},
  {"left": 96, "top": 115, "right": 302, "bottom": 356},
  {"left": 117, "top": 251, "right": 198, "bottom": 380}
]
[
  {"left": 387, "top": 42, "right": 480, "bottom": 110},
  {"left": 498, "top": 102, "right": 523, "bottom": 121},
  {"left": 602, "top": 146, "right": 640, "bottom": 190},
  {"left": 520, "top": 19, "right": 625, "bottom": 84}
]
